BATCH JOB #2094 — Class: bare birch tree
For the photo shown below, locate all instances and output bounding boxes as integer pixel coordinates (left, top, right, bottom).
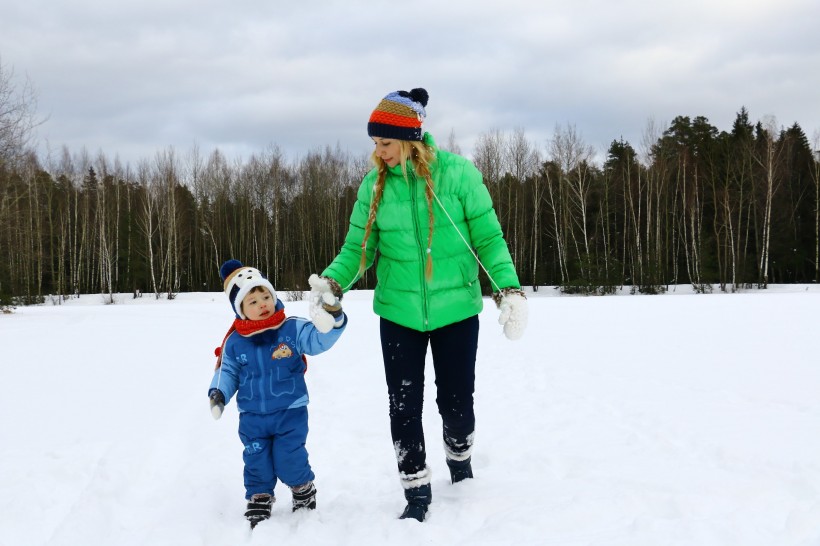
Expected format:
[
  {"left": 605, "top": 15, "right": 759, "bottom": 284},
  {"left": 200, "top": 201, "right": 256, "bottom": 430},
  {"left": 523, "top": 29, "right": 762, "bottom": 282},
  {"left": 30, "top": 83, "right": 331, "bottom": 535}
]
[
  {"left": 473, "top": 129, "right": 505, "bottom": 209},
  {"left": 154, "top": 148, "right": 181, "bottom": 298},
  {"left": 549, "top": 124, "right": 596, "bottom": 287},
  {"left": 754, "top": 116, "right": 785, "bottom": 288},
  {"left": 0, "top": 58, "right": 42, "bottom": 168},
  {"left": 505, "top": 128, "right": 539, "bottom": 266},
  {"left": 443, "top": 128, "right": 462, "bottom": 156}
]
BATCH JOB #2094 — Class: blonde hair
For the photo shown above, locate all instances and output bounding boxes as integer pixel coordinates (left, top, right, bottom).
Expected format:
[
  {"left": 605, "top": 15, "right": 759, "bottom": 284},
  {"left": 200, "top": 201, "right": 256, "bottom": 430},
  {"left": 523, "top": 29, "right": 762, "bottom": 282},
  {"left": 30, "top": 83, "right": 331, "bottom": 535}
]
[{"left": 359, "top": 140, "right": 437, "bottom": 280}]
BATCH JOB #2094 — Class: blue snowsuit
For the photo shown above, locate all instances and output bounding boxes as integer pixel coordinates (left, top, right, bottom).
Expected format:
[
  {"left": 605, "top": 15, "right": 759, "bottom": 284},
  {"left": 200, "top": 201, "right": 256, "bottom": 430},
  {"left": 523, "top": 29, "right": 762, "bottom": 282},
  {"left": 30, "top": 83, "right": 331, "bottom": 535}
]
[{"left": 210, "top": 301, "right": 346, "bottom": 499}]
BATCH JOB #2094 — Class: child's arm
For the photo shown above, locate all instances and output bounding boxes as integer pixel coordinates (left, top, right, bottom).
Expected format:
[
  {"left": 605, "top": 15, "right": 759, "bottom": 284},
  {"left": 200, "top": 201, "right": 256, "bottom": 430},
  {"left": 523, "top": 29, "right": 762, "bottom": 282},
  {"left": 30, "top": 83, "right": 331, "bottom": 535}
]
[
  {"left": 207, "top": 349, "right": 240, "bottom": 419},
  {"left": 294, "top": 313, "right": 347, "bottom": 356}
]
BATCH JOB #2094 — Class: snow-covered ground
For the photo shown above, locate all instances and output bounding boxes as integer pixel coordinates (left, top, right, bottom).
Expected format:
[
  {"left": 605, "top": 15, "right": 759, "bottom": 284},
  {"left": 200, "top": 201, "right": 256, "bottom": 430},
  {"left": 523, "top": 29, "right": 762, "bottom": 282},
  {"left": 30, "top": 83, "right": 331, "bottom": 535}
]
[{"left": 2, "top": 285, "right": 820, "bottom": 545}]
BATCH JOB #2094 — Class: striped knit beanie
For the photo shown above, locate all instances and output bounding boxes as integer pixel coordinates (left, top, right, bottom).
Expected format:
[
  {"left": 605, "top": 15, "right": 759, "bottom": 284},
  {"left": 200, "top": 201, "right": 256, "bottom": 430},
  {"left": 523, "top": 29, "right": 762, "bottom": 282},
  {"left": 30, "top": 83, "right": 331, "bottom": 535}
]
[
  {"left": 367, "top": 88, "right": 429, "bottom": 141},
  {"left": 219, "top": 259, "right": 277, "bottom": 319}
]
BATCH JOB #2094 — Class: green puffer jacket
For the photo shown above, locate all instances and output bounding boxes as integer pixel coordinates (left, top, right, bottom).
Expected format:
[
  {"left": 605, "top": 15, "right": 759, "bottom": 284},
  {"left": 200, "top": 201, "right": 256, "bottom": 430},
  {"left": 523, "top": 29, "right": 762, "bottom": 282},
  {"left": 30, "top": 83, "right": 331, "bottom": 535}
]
[{"left": 321, "top": 133, "right": 521, "bottom": 332}]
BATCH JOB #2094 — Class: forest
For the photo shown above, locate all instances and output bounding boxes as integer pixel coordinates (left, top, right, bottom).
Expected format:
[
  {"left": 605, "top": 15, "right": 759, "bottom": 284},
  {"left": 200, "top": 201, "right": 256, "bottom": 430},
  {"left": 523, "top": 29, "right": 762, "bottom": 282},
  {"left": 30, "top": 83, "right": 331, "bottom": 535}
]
[{"left": 2, "top": 60, "right": 819, "bottom": 306}]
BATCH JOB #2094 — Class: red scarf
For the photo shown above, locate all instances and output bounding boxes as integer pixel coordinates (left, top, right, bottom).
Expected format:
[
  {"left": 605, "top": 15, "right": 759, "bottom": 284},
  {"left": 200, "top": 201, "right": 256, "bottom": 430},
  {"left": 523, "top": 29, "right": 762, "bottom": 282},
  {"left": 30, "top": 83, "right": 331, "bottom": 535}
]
[
  {"left": 234, "top": 308, "right": 286, "bottom": 336},
  {"left": 213, "top": 308, "right": 287, "bottom": 369}
]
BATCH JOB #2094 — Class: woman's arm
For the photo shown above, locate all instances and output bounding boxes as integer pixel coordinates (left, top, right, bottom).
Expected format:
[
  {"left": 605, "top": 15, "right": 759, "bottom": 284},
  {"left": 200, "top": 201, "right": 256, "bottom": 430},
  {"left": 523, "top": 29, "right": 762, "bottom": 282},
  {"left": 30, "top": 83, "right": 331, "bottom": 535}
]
[
  {"left": 459, "top": 163, "right": 521, "bottom": 291},
  {"left": 321, "top": 172, "right": 379, "bottom": 290}
]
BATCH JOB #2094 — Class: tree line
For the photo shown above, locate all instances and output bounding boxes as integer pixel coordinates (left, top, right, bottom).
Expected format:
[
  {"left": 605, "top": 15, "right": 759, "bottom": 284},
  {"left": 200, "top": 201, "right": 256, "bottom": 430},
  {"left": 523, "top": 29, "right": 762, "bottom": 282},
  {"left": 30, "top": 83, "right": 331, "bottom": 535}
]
[
  {"left": 2, "top": 59, "right": 819, "bottom": 305},
  {"left": 473, "top": 113, "right": 819, "bottom": 295}
]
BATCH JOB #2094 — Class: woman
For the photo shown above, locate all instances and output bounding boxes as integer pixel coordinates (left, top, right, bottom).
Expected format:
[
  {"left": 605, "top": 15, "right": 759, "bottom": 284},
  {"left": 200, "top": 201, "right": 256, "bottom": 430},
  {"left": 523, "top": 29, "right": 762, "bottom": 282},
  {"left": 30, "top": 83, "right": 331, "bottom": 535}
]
[{"left": 309, "top": 88, "right": 527, "bottom": 522}]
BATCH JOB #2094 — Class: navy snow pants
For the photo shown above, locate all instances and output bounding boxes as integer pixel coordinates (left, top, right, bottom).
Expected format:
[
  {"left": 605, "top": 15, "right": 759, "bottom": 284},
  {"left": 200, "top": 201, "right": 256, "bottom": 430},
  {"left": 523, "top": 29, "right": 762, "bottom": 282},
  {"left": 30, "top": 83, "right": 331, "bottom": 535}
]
[{"left": 379, "top": 315, "right": 479, "bottom": 479}]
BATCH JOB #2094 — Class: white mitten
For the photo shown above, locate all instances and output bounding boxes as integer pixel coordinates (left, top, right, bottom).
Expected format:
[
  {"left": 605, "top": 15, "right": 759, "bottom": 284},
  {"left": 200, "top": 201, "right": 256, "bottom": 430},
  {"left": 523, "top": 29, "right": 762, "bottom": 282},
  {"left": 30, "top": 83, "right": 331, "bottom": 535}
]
[
  {"left": 494, "top": 288, "right": 528, "bottom": 341},
  {"left": 308, "top": 274, "right": 343, "bottom": 333}
]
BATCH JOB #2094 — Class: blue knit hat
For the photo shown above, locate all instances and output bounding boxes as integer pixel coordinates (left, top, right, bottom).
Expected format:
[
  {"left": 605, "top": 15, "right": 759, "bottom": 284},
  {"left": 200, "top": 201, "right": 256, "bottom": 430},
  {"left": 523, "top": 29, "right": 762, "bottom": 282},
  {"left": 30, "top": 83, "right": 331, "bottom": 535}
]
[{"left": 219, "top": 259, "right": 277, "bottom": 319}]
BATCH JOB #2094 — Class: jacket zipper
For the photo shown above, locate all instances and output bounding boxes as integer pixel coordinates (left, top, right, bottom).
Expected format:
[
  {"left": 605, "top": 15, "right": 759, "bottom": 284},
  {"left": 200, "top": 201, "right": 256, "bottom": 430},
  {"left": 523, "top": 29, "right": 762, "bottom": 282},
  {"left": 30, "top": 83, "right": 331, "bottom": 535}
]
[
  {"left": 410, "top": 172, "right": 429, "bottom": 328},
  {"left": 257, "top": 345, "right": 267, "bottom": 413}
]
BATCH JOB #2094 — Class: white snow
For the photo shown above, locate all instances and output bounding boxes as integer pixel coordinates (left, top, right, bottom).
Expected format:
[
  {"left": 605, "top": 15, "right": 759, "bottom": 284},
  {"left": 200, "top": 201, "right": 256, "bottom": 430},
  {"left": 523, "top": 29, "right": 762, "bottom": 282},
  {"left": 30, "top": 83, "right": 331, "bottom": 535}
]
[{"left": 2, "top": 286, "right": 820, "bottom": 545}]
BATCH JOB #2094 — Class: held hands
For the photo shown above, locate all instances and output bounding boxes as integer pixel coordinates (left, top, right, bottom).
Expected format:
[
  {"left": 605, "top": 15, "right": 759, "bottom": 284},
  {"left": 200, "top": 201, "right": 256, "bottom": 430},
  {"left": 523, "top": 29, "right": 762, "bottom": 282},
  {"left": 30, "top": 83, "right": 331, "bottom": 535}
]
[
  {"left": 493, "top": 288, "right": 528, "bottom": 341},
  {"left": 308, "top": 274, "right": 344, "bottom": 333},
  {"left": 209, "top": 388, "right": 225, "bottom": 420}
]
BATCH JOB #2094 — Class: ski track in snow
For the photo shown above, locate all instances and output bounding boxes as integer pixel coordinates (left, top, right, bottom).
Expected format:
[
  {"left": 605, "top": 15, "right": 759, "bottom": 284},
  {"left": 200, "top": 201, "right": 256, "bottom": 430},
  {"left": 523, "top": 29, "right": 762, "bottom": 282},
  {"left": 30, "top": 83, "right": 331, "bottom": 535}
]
[{"left": 1, "top": 287, "right": 820, "bottom": 545}]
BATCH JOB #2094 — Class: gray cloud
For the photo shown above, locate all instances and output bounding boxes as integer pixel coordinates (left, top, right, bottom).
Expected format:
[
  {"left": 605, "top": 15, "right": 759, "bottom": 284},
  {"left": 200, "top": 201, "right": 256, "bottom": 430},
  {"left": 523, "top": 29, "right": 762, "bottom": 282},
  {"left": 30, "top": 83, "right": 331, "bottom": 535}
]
[{"left": 2, "top": 0, "right": 818, "bottom": 168}]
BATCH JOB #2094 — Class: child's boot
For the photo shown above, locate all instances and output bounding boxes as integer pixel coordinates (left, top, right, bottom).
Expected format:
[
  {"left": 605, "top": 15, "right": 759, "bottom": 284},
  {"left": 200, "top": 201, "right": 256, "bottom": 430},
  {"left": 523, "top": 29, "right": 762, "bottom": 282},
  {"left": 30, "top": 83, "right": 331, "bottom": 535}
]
[
  {"left": 291, "top": 481, "right": 317, "bottom": 511},
  {"left": 399, "top": 483, "right": 431, "bottom": 522},
  {"left": 245, "top": 493, "right": 273, "bottom": 528},
  {"left": 446, "top": 456, "right": 473, "bottom": 483}
]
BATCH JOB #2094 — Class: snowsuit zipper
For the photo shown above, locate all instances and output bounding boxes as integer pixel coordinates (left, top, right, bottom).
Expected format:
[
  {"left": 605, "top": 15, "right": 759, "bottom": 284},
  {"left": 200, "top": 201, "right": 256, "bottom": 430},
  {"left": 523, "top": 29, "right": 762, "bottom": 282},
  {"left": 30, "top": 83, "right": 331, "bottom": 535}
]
[{"left": 256, "top": 345, "right": 267, "bottom": 413}]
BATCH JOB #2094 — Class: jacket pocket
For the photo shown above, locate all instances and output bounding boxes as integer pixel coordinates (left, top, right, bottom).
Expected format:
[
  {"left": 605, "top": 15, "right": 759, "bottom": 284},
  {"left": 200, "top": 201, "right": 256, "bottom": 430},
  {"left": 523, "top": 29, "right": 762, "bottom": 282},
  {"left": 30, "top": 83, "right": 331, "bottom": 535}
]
[
  {"left": 268, "top": 365, "right": 296, "bottom": 397},
  {"left": 374, "top": 259, "right": 393, "bottom": 305},
  {"left": 458, "top": 255, "right": 479, "bottom": 288},
  {"left": 237, "top": 370, "right": 254, "bottom": 401}
]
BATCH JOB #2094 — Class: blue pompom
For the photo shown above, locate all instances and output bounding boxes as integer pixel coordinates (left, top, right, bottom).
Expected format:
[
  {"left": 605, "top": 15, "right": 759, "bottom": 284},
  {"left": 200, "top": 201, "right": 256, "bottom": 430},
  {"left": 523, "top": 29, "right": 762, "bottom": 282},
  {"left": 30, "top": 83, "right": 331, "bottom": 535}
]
[{"left": 220, "top": 259, "right": 243, "bottom": 281}]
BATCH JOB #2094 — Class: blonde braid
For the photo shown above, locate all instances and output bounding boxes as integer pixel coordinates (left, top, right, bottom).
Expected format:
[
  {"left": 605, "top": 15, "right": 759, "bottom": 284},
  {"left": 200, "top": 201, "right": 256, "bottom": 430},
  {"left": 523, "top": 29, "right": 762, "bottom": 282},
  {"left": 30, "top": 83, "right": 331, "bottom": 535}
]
[
  {"left": 366, "top": 140, "right": 437, "bottom": 281},
  {"left": 423, "top": 177, "right": 434, "bottom": 280},
  {"left": 358, "top": 166, "right": 386, "bottom": 277}
]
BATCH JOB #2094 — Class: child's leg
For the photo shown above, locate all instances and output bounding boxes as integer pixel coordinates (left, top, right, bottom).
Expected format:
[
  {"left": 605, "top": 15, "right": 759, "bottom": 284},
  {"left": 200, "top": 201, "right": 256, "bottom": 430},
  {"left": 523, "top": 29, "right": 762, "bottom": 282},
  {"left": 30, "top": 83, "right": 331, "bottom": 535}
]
[
  {"left": 272, "top": 406, "right": 317, "bottom": 510},
  {"left": 271, "top": 406, "right": 315, "bottom": 488},
  {"left": 238, "top": 413, "right": 278, "bottom": 498},
  {"left": 291, "top": 481, "right": 317, "bottom": 511}
]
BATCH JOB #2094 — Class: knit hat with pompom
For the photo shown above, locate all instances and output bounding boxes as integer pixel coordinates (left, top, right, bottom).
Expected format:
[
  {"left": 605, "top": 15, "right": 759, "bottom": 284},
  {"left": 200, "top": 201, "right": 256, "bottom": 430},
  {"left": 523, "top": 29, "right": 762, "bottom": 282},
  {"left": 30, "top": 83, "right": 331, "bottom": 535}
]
[
  {"left": 367, "top": 88, "right": 429, "bottom": 141},
  {"left": 219, "top": 259, "right": 277, "bottom": 319}
]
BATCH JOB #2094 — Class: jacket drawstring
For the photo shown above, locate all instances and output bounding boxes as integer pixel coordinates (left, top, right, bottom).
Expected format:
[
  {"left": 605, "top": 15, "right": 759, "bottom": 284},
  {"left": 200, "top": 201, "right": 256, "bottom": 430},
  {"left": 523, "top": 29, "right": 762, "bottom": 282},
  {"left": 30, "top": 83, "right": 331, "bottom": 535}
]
[{"left": 423, "top": 177, "right": 502, "bottom": 293}]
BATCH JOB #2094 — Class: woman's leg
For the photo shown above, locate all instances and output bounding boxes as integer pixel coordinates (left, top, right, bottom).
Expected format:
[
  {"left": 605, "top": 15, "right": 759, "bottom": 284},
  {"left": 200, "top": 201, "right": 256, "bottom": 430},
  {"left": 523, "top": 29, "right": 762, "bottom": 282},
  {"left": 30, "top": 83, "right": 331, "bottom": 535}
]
[
  {"left": 379, "top": 318, "right": 431, "bottom": 485},
  {"left": 430, "top": 315, "right": 479, "bottom": 469}
]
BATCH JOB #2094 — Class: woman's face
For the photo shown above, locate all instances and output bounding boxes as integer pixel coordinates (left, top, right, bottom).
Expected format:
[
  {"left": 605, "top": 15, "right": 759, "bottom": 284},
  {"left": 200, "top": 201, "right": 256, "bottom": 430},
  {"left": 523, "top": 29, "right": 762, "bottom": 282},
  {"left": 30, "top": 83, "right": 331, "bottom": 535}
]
[{"left": 372, "top": 137, "right": 402, "bottom": 168}]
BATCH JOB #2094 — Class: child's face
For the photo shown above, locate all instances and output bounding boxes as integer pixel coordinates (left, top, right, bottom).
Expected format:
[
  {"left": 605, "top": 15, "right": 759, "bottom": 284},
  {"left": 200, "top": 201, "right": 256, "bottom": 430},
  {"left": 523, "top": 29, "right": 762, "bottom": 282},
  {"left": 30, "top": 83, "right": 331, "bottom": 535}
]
[{"left": 241, "top": 287, "right": 274, "bottom": 320}]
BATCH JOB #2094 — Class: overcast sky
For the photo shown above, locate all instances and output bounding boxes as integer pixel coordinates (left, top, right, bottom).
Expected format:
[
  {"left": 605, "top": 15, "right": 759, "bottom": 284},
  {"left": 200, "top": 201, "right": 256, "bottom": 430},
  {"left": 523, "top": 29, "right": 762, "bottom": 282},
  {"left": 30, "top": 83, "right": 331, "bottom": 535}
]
[{"left": 2, "top": 0, "right": 818, "bottom": 167}]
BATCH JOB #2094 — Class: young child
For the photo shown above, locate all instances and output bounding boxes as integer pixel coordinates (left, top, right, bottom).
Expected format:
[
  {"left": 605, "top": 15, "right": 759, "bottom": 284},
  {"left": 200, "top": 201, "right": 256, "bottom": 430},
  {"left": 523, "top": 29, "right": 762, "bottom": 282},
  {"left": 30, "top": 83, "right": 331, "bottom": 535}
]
[{"left": 208, "top": 259, "right": 346, "bottom": 528}]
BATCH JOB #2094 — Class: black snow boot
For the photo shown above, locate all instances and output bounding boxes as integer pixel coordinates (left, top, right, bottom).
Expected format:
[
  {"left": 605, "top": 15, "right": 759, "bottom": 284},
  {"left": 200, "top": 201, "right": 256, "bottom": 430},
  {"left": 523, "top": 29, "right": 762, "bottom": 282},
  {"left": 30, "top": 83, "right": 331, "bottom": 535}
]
[
  {"left": 291, "top": 481, "right": 317, "bottom": 511},
  {"left": 446, "top": 457, "right": 474, "bottom": 484},
  {"left": 245, "top": 493, "right": 273, "bottom": 528},
  {"left": 399, "top": 483, "right": 431, "bottom": 522}
]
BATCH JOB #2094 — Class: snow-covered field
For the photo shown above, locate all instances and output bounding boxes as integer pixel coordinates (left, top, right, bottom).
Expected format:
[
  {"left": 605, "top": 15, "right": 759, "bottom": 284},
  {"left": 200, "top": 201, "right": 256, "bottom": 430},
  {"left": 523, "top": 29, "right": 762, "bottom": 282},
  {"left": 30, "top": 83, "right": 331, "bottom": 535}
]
[{"left": 2, "top": 285, "right": 820, "bottom": 545}]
